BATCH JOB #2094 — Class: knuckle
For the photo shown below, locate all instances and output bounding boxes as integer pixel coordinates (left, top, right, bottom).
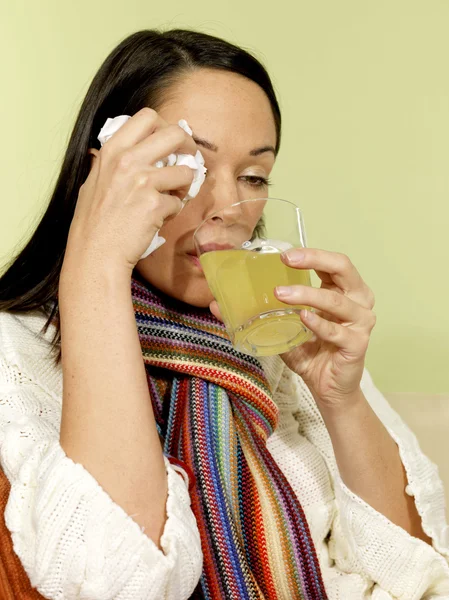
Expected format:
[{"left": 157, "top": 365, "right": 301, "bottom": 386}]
[
  {"left": 149, "top": 194, "right": 180, "bottom": 224},
  {"left": 330, "top": 290, "right": 343, "bottom": 307},
  {"left": 145, "top": 188, "right": 160, "bottom": 205},
  {"left": 338, "top": 253, "right": 352, "bottom": 270},
  {"left": 368, "top": 311, "right": 377, "bottom": 330},
  {"left": 366, "top": 287, "right": 376, "bottom": 309},
  {"left": 139, "top": 106, "right": 158, "bottom": 121},
  {"left": 151, "top": 213, "right": 165, "bottom": 230},
  {"left": 116, "top": 151, "right": 134, "bottom": 172},
  {"left": 169, "top": 122, "right": 184, "bottom": 134},
  {"left": 328, "top": 322, "right": 340, "bottom": 340},
  {"left": 169, "top": 124, "right": 188, "bottom": 143},
  {"left": 145, "top": 194, "right": 163, "bottom": 220},
  {"left": 134, "top": 172, "right": 149, "bottom": 188},
  {"left": 180, "top": 165, "right": 194, "bottom": 180}
]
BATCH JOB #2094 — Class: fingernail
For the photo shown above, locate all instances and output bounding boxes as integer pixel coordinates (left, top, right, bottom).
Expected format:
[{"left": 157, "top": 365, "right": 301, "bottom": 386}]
[
  {"left": 276, "top": 286, "right": 293, "bottom": 298},
  {"left": 281, "top": 249, "right": 305, "bottom": 264},
  {"left": 303, "top": 309, "right": 315, "bottom": 322}
]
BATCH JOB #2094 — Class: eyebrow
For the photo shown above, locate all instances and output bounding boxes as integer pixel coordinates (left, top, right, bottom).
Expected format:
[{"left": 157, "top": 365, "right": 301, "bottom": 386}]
[
  {"left": 193, "top": 136, "right": 276, "bottom": 157},
  {"left": 193, "top": 136, "right": 218, "bottom": 152},
  {"left": 250, "top": 145, "right": 276, "bottom": 157}
]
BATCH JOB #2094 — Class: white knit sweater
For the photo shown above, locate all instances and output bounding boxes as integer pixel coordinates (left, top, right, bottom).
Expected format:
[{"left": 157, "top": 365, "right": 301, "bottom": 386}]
[{"left": 0, "top": 310, "right": 448, "bottom": 600}]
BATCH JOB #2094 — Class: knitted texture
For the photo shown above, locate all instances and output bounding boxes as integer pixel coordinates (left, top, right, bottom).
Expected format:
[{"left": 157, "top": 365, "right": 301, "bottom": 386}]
[
  {"left": 132, "top": 277, "right": 328, "bottom": 600},
  {"left": 1, "top": 310, "right": 449, "bottom": 599}
]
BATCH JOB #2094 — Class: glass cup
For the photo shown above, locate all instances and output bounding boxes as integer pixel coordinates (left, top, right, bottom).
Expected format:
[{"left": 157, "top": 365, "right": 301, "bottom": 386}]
[{"left": 193, "top": 198, "right": 314, "bottom": 357}]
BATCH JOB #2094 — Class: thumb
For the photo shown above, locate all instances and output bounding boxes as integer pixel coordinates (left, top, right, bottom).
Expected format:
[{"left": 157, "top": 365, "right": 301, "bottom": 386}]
[{"left": 209, "top": 300, "right": 223, "bottom": 322}]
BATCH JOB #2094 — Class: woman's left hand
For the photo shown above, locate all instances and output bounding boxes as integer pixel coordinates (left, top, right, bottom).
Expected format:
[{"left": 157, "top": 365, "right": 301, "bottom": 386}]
[{"left": 274, "top": 248, "right": 376, "bottom": 409}]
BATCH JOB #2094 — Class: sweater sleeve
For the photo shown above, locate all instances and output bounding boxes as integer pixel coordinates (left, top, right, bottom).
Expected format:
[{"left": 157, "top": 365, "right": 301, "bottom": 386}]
[
  {"left": 0, "top": 350, "right": 203, "bottom": 600},
  {"left": 281, "top": 366, "right": 449, "bottom": 598},
  {"left": 332, "top": 370, "right": 449, "bottom": 599}
]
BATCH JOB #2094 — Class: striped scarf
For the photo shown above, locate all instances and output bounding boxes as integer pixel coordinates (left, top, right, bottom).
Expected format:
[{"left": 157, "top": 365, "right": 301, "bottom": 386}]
[{"left": 132, "top": 277, "right": 327, "bottom": 600}]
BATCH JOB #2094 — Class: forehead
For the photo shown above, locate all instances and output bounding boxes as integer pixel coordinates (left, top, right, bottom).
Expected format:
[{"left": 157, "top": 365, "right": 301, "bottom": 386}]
[{"left": 158, "top": 69, "right": 277, "bottom": 148}]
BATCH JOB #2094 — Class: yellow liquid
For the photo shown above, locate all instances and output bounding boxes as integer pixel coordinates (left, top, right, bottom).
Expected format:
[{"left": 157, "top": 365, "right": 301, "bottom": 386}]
[{"left": 200, "top": 249, "right": 313, "bottom": 356}]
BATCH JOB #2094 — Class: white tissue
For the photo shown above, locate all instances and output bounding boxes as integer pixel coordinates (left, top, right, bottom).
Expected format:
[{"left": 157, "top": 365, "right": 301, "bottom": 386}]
[
  {"left": 98, "top": 116, "right": 131, "bottom": 145},
  {"left": 97, "top": 115, "right": 207, "bottom": 259}
]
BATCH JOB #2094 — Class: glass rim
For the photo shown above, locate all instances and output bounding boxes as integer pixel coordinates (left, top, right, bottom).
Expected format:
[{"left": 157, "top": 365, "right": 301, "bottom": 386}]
[{"left": 193, "top": 197, "right": 302, "bottom": 240}]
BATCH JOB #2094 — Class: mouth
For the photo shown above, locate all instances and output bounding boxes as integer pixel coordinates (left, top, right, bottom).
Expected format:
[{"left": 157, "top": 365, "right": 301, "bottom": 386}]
[
  {"left": 186, "top": 252, "right": 203, "bottom": 271},
  {"left": 197, "top": 242, "right": 235, "bottom": 253},
  {"left": 186, "top": 243, "right": 235, "bottom": 272}
]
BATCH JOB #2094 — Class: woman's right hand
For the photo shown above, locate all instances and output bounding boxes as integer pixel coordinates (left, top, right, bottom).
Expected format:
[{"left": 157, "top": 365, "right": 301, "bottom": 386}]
[
  {"left": 64, "top": 107, "right": 197, "bottom": 274},
  {"left": 57, "top": 109, "right": 195, "bottom": 544}
]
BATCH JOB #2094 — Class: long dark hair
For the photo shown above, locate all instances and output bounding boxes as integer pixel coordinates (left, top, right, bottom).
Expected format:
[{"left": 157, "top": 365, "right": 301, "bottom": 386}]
[{"left": 0, "top": 29, "right": 281, "bottom": 345}]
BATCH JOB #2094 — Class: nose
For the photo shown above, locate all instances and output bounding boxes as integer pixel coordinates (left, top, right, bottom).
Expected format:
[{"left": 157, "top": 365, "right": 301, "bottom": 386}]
[
  {"left": 199, "top": 171, "right": 241, "bottom": 222},
  {"left": 210, "top": 203, "right": 246, "bottom": 229}
]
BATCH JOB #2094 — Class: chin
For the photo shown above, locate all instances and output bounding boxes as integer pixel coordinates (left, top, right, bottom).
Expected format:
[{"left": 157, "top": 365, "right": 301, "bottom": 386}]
[
  {"left": 174, "top": 279, "right": 214, "bottom": 308},
  {"left": 136, "top": 264, "right": 214, "bottom": 308}
]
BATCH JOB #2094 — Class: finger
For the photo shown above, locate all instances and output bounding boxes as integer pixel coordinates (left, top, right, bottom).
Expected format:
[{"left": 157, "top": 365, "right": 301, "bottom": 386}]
[
  {"left": 156, "top": 193, "right": 185, "bottom": 221},
  {"left": 274, "top": 284, "right": 372, "bottom": 327},
  {"left": 300, "top": 309, "right": 367, "bottom": 352},
  {"left": 140, "top": 191, "right": 183, "bottom": 224},
  {"left": 100, "top": 107, "right": 167, "bottom": 153},
  {"left": 149, "top": 165, "right": 195, "bottom": 198},
  {"left": 129, "top": 123, "right": 198, "bottom": 165},
  {"left": 281, "top": 248, "right": 365, "bottom": 296},
  {"left": 209, "top": 300, "right": 223, "bottom": 322}
]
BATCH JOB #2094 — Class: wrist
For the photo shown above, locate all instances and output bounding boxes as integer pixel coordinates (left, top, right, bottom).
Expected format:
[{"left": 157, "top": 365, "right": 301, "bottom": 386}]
[
  {"left": 62, "top": 231, "right": 136, "bottom": 277},
  {"left": 316, "top": 390, "right": 375, "bottom": 451},
  {"left": 314, "top": 387, "right": 367, "bottom": 421},
  {"left": 59, "top": 256, "right": 132, "bottom": 306}
]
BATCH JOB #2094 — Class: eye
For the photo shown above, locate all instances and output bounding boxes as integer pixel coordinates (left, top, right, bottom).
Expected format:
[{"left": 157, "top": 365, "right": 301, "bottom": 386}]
[{"left": 239, "top": 175, "right": 272, "bottom": 188}]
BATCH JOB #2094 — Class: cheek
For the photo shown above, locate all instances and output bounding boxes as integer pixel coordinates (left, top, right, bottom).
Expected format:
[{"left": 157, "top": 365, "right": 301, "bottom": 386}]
[{"left": 134, "top": 214, "right": 214, "bottom": 308}]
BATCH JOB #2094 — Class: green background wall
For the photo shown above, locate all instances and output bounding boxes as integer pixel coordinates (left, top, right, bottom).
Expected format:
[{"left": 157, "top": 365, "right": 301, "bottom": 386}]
[{"left": 1, "top": 0, "right": 448, "bottom": 392}]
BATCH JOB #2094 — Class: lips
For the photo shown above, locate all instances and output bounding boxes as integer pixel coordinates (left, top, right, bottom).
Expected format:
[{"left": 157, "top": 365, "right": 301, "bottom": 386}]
[
  {"left": 197, "top": 242, "right": 235, "bottom": 254},
  {"left": 186, "top": 252, "right": 203, "bottom": 270},
  {"left": 186, "top": 243, "right": 235, "bottom": 271}
]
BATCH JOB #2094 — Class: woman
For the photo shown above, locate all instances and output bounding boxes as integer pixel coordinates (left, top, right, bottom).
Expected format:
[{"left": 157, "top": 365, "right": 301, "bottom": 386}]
[{"left": 0, "top": 29, "right": 448, "bottom": 600}]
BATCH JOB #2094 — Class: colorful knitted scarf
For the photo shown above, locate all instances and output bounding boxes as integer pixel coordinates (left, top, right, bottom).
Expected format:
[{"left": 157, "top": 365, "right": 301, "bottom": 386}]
[{"left": 132, "top": 276, "right": 327, "bottom": 600}]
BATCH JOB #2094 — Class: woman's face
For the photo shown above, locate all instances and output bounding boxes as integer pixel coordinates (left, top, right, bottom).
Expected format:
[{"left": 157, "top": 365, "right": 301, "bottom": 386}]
[{"left": 135, "top": 68, "right": 278, "bottom": 307}]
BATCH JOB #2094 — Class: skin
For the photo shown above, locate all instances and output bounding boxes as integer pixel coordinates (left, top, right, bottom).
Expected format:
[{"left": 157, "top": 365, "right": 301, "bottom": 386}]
[
  {"left": 135, "top": 69, "right": 277, "bottom": 305},
  {"left": 59, "top": 68, "right": 431, "bottom": 549}
]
